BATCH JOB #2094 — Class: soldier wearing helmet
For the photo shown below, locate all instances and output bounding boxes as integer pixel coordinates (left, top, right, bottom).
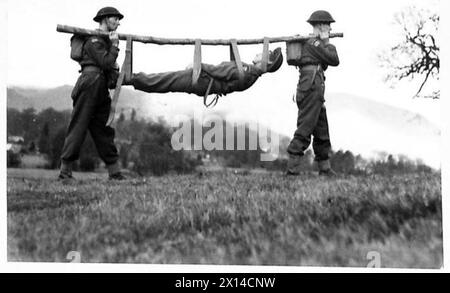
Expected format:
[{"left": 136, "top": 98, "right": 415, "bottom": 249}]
[
  {"left": 59, "top": 7, "right": 126, "bottom": 180},
  {"left": 286, "top": 10, "right": 340, "bottom": 177}
]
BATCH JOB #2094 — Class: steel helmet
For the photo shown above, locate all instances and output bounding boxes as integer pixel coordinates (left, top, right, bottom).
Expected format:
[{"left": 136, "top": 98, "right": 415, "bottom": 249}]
[
  {"left": 93, "top": 7, "right": 124, "bottom": 23},
  {"left": 267, "top": 47, "right": 283, "bottom": 73},
  {"left": 307, "top": 10, "right": 335, "bottom": 24}
]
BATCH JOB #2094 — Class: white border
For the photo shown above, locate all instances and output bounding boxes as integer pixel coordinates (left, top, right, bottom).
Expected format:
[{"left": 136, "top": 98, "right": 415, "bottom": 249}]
[
  {"left": 1, "top": 0, "right": 448, "bottom": 273},
  {"left": 1, "top": 0, "right": 9, "bottom": 272},
  {"left": 440, "top": 0, "right": 449, "bottom": 271}
]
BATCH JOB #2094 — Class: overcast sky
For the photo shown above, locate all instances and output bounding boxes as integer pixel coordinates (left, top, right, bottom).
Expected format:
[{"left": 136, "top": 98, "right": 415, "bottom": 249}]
[{"left": 5, "top": 0, "right": 443, "bottom": 127}]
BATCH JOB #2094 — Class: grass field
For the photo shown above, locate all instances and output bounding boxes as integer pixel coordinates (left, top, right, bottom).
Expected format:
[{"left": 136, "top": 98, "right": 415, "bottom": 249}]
[{"left": 7, "top": 168, "right": 442, "bottom": 268}]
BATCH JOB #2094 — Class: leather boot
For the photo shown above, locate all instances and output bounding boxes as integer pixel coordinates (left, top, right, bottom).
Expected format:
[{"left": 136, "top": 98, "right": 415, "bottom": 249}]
[
  {"left": 107, "top": 162, "right": 126, "bottom": 180},
  {"left": 318, "top": 160, "right": 337, "bottom": 177},
  {"left": 58, "top": 160, "right": 74, "bottom": 180},
  {"left": 286, "top": 154, "right": 302, "bottom": 176}
]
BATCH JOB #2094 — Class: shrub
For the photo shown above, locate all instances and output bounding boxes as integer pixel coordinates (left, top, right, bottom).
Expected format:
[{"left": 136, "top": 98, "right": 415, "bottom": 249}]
[
  {"left": 133, "top": 122, "right": 201, "bottom": 176},
  {"left": 7, "top": 151, "right": 21, "bottom": 168},
  {"left": 49, "top": 127, "right": 67, "bottom": 169}
]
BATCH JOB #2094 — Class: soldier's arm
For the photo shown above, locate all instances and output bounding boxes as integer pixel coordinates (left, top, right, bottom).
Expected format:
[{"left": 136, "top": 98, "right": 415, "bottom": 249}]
[
  {"left": 84, "top": 38, "right": 120, "bottom": 70},
  {"left": 308, "top": 39, "right": 340, "bottom": 67}
]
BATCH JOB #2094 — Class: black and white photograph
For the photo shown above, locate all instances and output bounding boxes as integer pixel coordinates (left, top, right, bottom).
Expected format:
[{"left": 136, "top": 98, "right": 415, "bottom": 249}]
[{"left": 4, "top": 0, "right": 446, "bottom": 270}]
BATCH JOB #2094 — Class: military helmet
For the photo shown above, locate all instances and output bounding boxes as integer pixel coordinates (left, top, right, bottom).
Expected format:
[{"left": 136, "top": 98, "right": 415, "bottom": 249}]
[
  {"left": 267, "top": 47, "right": 283, "bottom": 73},
  {"left": 307, "top": 10, "right": 335, "bottom": 24},
  {"left": 93, "top": 7, "right": 124, "bottom": 23}
]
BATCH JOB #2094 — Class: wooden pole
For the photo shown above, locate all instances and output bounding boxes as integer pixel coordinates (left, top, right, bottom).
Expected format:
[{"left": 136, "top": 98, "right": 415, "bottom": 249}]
[{"left": 57, "top": 24, "right": 344, "bottom": 45}]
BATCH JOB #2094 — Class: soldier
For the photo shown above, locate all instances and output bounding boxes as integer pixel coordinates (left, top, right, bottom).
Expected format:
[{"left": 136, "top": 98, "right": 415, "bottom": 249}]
[
  {"left": 125, "top": 48, "right": 283, "bottom": 103},
  {"left": 286, "top": 10, "right": 340, "bottom": 177},
  {"left": 59, "top": 7, "right": 125, "bottom": 180}
]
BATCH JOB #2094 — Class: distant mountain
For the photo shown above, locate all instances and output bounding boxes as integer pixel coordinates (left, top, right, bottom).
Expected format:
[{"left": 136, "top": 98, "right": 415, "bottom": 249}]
[
  {"left": 7, "top": 85, "right": 73, "bottom": 111},
  {"left": 7, "top": 85, "right": 150, "bottom": 114},
  {"left": 325, "top": 93, "right": 440, "bottom": 168},
  {"left": 6, "top": 86, "right": 441, "bottom": 168}
]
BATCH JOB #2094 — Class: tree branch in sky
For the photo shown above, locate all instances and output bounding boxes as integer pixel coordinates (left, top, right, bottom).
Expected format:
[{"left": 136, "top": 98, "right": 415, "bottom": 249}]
[{"left": 379, "top": 6, "right": 439, "bottom": 99}]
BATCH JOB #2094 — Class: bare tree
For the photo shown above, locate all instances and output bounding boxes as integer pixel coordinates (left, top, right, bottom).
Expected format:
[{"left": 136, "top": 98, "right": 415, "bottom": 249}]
[{"left": 379, "top": 6, "right": 439, "bottom": 99}]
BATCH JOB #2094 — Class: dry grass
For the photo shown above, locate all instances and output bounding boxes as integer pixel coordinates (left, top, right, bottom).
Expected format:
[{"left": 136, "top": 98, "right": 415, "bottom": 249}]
[{"left": 7, "top": 168, "right": 442, "bottom": 268}]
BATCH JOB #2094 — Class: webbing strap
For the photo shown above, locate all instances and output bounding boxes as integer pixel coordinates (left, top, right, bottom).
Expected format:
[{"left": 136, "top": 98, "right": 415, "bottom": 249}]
[
  {"left": 261, "top": 37, "right": 270, "bottom": 72},
  {"left": 229, "top": 39, "right": 245, "bottom": 81},
  {"left": 106, "top": 36, "right": 133, "bottom": 127},
  {"left": 309, "top": 64, "right": 320, "bottom": 89},
  {"left": 204, "top": 94, "right": 220, "bottom": 108},
  {"left": 203, "top": 78, "right": 220, "bottom": 108},
  {"left": 192, "top": 39, "right": 202, "bottom": 86}
]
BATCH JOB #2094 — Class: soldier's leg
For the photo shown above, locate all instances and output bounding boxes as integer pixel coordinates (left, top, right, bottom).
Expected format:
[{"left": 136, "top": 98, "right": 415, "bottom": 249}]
[
  {"left": 131, "top": 70, "right": 196, "bottom": 94},
  {"left": 60, "top": 73, "right": 100, "bottom": 175},
  {"left": 286, "top": 106, "right": 312, "bottom": 175},
  {"left": 88, "top": 87, "right": 120, "bottom": 176},
  {"left": 312, "top": 105, "right": 331, "bottom": 161},
  {"left": 286, "top": 88, "right": 324, "bottom": 174},
  {"left": 312, "top": 106, "right": 336, "bottom": 175},
  {"left": 287, "top": 89, "right": 324, "bottom": 156},
  {"left": 131, "top": 69, "right": 215, "bottom": 97}
]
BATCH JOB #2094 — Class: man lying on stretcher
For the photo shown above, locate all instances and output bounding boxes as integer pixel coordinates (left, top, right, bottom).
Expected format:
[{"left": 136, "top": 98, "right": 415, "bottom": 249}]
[{"left": 124, "top": 48, "right": 283, "bottom": 105}]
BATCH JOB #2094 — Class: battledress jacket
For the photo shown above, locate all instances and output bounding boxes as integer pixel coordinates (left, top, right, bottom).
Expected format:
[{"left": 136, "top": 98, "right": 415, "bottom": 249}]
[
  {"left": 290, "top": 37, "right": 340, "bottom": 91},
  {"left": 78, "top": 35, "right": 120, "bottom": 89}
]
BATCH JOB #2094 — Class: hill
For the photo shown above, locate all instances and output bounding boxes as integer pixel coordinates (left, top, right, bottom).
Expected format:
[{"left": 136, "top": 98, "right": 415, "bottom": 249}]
[
  {"left": 326, "top": 93, "right": 440, "bottom": 167},
  {"left": 7, "top": 85, "right": 149, "bottom": 114},
  {"left": 7, "top": 86, "right": 441, "bottom": 167}
]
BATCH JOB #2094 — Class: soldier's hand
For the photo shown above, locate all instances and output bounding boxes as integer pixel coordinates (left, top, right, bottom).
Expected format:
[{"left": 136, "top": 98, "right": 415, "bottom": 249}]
[
  {"left": 319, "top": 30, "right": 329, "bottom": 40},
  {"left": 109, "top": 32, "right": 120, "bottom": 47},
  {"left": 319, "top": 33, "right": 330, "bottom": 45}
]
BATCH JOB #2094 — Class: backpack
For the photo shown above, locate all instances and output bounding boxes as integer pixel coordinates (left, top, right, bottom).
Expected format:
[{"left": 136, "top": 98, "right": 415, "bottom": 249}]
[{"left": 70, "top": 34, "right": 87, "bottom": 62}]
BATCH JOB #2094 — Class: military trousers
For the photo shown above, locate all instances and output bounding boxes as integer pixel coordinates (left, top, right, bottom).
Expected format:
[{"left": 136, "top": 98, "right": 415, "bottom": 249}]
[
  {"left": 132, "top": 65, "right": 257, "bottom": 97},
  {"left": 287, "top": 70, "right": 331, "bottom": 161},
  {"left": 60, "top": 71, "right": 119, "bottom": 165},
  {"left": 132, "top": 70, "right": 198, "bottom": 95}
]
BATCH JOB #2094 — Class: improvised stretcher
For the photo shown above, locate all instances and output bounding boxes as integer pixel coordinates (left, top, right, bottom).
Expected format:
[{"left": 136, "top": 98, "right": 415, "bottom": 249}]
[{"left": 57, "top": 25, "right": 343, "bottom": 126}]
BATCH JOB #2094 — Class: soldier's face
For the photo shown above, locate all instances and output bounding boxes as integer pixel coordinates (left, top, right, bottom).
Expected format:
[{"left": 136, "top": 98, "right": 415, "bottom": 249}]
[
  {"left": 319, "top": 23, "right": 331, "bottom": 34},
  {"left": 105, "top": 16, "right": 121, "bottom": 31},
  {"left": 252, "top": 51, "right": 274, "bottom": 65},
  {"left": 252, "top": 53, "right": 263, "bottom": 65},
  {"left": 313, "top": 23, "right": 332, "bottom": 37}
]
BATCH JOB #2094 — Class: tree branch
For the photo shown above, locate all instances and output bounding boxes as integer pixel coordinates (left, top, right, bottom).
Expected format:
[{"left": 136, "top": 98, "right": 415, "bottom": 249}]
[{"left": 380, "top": 7, "right": 439, "bottom": 98}]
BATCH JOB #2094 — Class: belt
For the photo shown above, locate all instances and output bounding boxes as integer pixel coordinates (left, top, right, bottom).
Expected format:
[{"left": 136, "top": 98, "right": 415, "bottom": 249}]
[
  {"left": 299, "top": 64, "right": 322, "bottom": 72},
  {"left": 80, "top": 66, "right": 103, "bottom": 73}
]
